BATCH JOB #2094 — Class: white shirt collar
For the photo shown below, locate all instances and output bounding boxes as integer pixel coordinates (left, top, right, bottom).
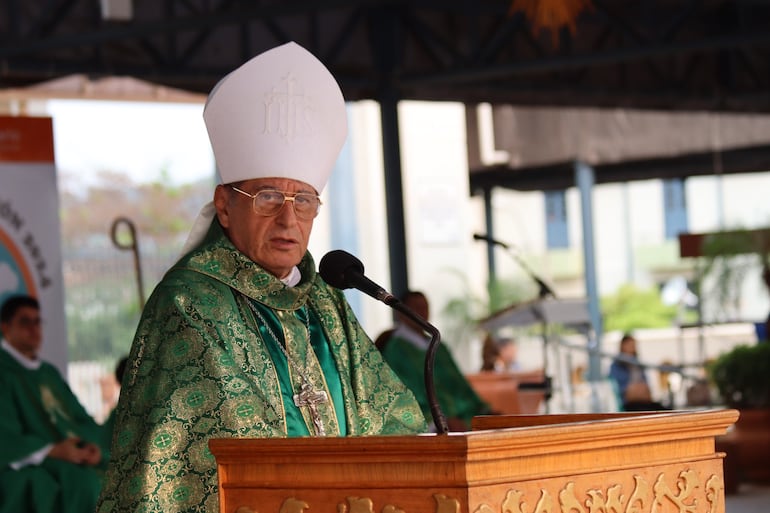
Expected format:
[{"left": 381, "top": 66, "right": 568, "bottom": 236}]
[
  {"left": 1, "top": 339, "right": 42, "bottom": 370},
  {"left": 392, "top": 324, "right": 431, "bottom": 351},
  {"left": 280, "top": 266, "right": 302, "bottom": 287}
]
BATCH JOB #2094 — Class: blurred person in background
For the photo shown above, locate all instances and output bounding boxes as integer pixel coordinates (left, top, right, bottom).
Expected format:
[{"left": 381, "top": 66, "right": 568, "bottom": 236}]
[
  {"left": 481, "top": 334, "right": 521, "bottom": 372},
  {"left": 608, "top": 333, "right": 667, "bottom": 411},
  {"left": 378, "top": 290, "right": 492, "bottom": 431},
  {"left": 0, "top": 294, "right": 109, "bottom": 513}
]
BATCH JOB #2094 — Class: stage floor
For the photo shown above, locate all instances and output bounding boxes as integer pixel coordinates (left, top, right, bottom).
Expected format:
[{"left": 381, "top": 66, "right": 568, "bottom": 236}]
[{"left": 725, "top": 483, "right": 770, "bottom": 513}]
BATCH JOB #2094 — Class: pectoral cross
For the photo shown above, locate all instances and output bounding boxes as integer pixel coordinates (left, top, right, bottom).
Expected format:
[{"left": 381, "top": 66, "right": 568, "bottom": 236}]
[{"left": 293, "top": 381, "right": 329, "bottom": 436}]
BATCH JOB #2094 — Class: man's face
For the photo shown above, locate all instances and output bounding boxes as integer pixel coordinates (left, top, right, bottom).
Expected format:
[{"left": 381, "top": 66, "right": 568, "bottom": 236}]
[
  {"left": 215, "top": 177, "right": 316, "bottom": 279},
  {"left": 1, "top": 305, "right": 42, "bottom": 359}
]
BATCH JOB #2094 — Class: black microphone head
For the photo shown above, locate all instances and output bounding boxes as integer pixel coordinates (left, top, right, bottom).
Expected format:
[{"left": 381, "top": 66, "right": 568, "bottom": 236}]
[
  {"left": 473, "top": 233, "right": 508, "bottom": 249},
  {"left": 319, "top": 250, "right": 364, "bottom": 290}
]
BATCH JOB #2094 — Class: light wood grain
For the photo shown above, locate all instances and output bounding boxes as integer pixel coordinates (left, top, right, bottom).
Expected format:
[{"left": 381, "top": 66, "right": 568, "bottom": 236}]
[
  {"left": 210, "top": 409, "right": 738, "bottom": 513},
  {"left": 465, "top": 371, "right": 546, "bottom": 415}
]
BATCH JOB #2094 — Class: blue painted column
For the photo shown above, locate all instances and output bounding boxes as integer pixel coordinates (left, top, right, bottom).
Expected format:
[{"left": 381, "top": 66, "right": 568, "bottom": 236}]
[
  {"left": 483, "top": 187, "right": 497, "bottom": 283},
  {"left": 574, "top": 160, "right": 603, "bottom": 389}
]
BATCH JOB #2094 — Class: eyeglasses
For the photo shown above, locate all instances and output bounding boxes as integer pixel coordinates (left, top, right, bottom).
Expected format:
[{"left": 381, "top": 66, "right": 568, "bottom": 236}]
[{"left": 230, "top": 186, "right": 322, "bottom": 220}]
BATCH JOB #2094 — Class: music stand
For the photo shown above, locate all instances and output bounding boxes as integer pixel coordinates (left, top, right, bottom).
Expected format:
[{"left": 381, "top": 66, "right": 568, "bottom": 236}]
[{"left": 478, "top": 297, "right": 591, "bottom": 412}]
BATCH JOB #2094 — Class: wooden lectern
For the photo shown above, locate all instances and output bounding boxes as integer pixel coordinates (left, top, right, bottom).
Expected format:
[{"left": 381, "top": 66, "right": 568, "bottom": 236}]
[
  {"left": 210, "top": 409, "right": 737, "bottom": 513},
  {"left": 465, "top": 370, "right": 547, "bottom": 414}
]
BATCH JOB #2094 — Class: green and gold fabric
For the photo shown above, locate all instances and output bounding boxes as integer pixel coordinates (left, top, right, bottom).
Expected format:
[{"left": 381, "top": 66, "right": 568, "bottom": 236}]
[
  {"left": 0, "top": 348, "right": 108, "bottom": 513},
  {"left": 381, "top": 328, "right": 490, "bottom": 428},
  {"left": 97, "top": 220, "right": 426, "bottom": 513}
]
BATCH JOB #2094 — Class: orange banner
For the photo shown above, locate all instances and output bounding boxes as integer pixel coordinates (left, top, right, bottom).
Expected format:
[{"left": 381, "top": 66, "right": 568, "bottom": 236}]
[
  {"left": 0, "top": 116, "right": 55, "bottom": 163},
  {"left": 1, "top": 115, "right": 66, "bottom": 373}
]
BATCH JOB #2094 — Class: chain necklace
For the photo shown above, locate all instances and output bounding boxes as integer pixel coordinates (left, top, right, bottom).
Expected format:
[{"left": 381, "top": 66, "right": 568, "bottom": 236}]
[{"left": 246, "top": 300, "right": 329, "bottom": 436}]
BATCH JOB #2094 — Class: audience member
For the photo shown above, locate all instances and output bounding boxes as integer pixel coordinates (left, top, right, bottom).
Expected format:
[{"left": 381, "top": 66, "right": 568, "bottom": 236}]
[
  {"left": 0, "top": 294, "right": 109, "bottom": 513},
  {"left": 480, "top": 333, "right": 499, "bottom": 371},
  {"left": 608, "top": 333, "right": 667, "bottom": 411},
  {"left": 97, "top": 42, "right": 425, "bottom": 513},
  {"left": 481, "top": 334, "right": 520, "bottom": 372},
  {"left": 378, "top": 290, "right": 491, "bottom": 431}
]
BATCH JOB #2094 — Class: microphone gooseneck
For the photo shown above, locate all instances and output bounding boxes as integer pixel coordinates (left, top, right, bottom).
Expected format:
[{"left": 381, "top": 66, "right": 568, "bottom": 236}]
[
  {"left": 472, "top": 233, "right": 556, "bottom": 299},
  {"left": 318, "top": 249, "right": 449, "bottom": 434}
]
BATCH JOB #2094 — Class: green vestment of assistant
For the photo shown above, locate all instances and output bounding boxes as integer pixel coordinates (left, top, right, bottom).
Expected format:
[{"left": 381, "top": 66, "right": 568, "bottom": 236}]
[
  {"left": 380, "top": 326, "right": 490, "bottom": 428},
  {"left": 0, "top": 345, "right": 108, "bottom": 513},
  {"left": 97, "top": 220, "right": 426, "bottom": 513}
]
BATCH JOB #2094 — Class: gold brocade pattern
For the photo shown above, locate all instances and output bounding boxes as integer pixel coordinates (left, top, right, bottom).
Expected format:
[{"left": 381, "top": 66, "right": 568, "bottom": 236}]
[
  {"left": 252, "top": 306, "right": 341, "bottom": 437},
  {"left": 96, "top": 220, "right": 426, "bottom": 513}
]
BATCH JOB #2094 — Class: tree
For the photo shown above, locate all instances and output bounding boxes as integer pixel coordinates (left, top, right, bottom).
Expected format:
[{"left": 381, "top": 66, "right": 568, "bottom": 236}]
[
  {"left": 59, "top": 169, "right": 213, "bottom": 362},
  {"left": 601, "top": 284, "right": 682, "bottom": 333}
]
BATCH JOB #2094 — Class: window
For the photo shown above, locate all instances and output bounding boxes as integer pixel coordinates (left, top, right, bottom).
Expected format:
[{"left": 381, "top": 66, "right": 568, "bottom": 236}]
[
  {"left": 545, "top": 190, "right": 569, "bottom": 249},
  {"left": 663, "top": 178, "right": 688, "bottom": 240}
]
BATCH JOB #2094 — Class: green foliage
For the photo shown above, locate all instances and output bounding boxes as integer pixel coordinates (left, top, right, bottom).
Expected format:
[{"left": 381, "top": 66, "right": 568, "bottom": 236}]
[
  {"left": 439, "top": 269, "right": 528, "bottom": 348},
  {"left": 601, "top": 284, "right": 684, "bottom": 332},
  {"left": 66, "top": 301, "right": 139, "bottom": 362},
  {"left": 708, "top": 343, "right": 770, "bottom": 408},
  {"left": 485, "top": 277, "right": 529, "bottom": 314},
  {"left": 60, "top": 173, "right": 212, "bottom": 362},
  {"left": 696, "top": 228, "right": 770, "bottom": 318},
  {"left": 62, "top": 255, "right": 145, "bottom": 361}
]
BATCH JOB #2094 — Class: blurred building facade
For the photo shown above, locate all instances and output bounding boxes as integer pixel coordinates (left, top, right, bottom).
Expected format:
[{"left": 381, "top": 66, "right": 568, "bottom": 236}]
[{"left": 2, "top": 92, "right": 768, "bottom": 417}]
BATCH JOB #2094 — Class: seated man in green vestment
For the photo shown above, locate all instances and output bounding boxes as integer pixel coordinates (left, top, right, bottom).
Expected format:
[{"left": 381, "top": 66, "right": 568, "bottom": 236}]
[
  {"left": 97, "top": 42, "right": 426, "bottom": 513},
  {"left": 379, "top": 291, "right": 492, "bottom": 432},
  {"left": 0, "top": 294, "right": 109, "bottom": 513}
]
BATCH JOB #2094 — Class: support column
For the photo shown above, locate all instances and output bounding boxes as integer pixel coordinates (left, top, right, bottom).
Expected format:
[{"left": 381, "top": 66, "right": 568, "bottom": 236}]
[
  {"left": 483, "top": 187, "right": 497, "bottom": 283},
  {"left": 574, "top": 161, "right": 603, "bottom": 389},
  {"left": 379, "top": 88, "right": 409, "bottom": 299}
]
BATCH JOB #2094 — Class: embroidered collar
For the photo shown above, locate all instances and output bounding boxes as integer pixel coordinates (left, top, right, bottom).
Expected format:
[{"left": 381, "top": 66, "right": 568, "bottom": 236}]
[{"left": 174, "top": 219, "right": 316, "bottom": 311}]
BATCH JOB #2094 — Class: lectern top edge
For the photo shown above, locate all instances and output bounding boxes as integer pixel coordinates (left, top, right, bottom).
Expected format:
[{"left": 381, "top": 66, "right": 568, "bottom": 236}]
[{"left": 210, "top": 409, "right": 738, "bottom": 462}]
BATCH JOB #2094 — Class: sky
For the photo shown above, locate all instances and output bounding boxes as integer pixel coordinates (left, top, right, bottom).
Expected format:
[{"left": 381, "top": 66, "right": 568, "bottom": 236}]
[{"left": 47, "top": 99, "right": 215, "bottom": 188}]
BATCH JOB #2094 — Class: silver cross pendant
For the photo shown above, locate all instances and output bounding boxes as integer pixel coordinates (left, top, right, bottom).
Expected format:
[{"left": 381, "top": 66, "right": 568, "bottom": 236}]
[{"left": 293, "top": 381, "right": 329, "bottom": 436}]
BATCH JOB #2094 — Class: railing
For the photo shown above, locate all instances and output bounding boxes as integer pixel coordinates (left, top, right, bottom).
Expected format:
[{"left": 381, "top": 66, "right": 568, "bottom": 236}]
[
  {"left": 525, "top": 323, "right": 756, "bottom": 414},
  {"left": 68, "top": 360, "right": 117, "bottom": 424},
  {"left": 546, "top": 335, "right": 705, "bottom": 413}
]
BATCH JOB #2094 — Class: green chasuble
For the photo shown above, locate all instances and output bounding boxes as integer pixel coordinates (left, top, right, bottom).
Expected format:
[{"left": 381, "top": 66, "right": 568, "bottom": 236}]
[
  {"left": 97, "top": 220, "right": 426, "bottom": 513},
  {"left": 380, "top": 327, "right": 490, "bottom": 428},
  {"left": 0, "top": 348, "right": 109, "bottom": 513}
]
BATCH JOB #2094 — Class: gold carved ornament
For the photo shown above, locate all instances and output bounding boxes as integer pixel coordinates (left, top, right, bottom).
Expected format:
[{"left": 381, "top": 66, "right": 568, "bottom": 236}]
[{"left": 232, "top": 469, "right": 724, "bottom": 513}]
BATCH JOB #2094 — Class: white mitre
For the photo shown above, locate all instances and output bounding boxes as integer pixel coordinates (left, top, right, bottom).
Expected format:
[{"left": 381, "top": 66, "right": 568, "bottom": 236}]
[{"left": 181, "top": 41, "right": 348, "bottom": 254}]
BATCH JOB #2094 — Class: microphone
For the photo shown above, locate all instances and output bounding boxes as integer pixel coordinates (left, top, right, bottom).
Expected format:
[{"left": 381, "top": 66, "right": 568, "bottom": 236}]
[
  {"left": 473, "top": 233, "right": 509, "bottom": 249},
  {"left": 318, "top": 250, "right": 396, "bottom": 305},
  {"left": 473, "top": 233, "right": 556, "bottom": 299},
  {"left": 318, "top": 250, "right": 449, "bottom": 434}
]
